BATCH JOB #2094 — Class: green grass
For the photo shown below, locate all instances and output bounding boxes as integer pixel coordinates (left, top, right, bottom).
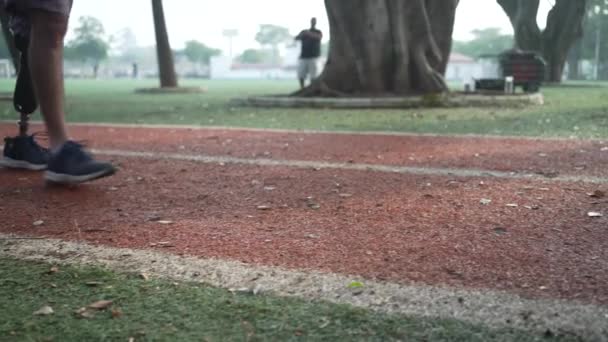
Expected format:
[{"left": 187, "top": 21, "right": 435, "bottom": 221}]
[
  {"left": 0, "top": 79, "right": 607, "bottom": 138},
  {"left": 0, "top": 257, "right": 575, "bottom": 342}
]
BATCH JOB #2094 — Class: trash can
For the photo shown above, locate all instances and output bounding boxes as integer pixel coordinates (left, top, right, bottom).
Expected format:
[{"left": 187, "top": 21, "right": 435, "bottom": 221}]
[{"left": 475, "top": 49, "right": 546, "bottom": 93}]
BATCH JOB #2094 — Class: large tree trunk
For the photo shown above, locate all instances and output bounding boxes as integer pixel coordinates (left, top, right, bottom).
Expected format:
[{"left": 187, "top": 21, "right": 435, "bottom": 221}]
[
  {"left": 497, "top": 0, "right": 586, "bottom": 83},
  {"left": 567, "top": 38, "right": 582, "bottom": 80},
  {"left": 294, "top": 0, "right": 459, "bottom": 97},
  {"left": 0, "top": 6, "right": 19, "bottom": 69},
  {"left": 151, "top": 0, "right": 178, "bottom": 88}
]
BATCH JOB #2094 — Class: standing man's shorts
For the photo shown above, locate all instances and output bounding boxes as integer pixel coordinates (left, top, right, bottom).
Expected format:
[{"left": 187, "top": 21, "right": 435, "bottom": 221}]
[
  {"left": 4, "top": 0, "right": 73, "bottom": 37},
  {"left": 297, "top": 58, "right": 318, "bottom": 80}
]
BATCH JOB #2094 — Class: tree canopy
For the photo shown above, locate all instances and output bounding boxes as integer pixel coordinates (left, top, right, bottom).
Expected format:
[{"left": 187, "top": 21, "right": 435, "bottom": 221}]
[
  {"left": 237, "top": 48, "right": 272, "bottom": 64},
  {"left": 452, "top": 28, "right": 514, "bottom": 58},
  {"left": 255, "top": 24, "right": 292, "bottom": 65},
  {"left": 64, "top": 16, "right": 109, "bottom": 76},
  {"left": 183, "top": 40, "right": 221, "bottom": 65}
]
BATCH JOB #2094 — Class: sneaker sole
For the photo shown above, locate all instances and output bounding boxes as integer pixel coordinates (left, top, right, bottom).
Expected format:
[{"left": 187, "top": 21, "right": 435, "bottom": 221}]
[
  {"left": 44, "top": 168, "right": 116, "bottom": 185},
  {"left": 0, "top": 157, "right": 47, "bottom": 171}
]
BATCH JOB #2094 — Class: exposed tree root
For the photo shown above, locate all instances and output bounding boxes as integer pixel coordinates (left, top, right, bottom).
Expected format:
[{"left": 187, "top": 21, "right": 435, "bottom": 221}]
[{"left": 291, "top": 80, "right": 348, "bottom": 98}]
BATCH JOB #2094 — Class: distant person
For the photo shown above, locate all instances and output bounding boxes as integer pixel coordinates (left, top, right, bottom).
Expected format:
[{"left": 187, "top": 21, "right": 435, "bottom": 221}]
[
  {"left": 132, "top": 62, "right": 138, "bottom": 79},
  {"left": 295, "top": 17, "right": 322, "bottom": 89},
  {"left": 0, "top": 0, "right": 116, "bottom": 184}
]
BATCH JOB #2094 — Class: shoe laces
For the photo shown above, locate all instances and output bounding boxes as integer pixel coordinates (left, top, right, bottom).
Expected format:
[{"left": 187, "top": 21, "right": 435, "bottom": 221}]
[
  {"left": 62, "top": 140, "right": 94, "bottom": 162},
  {"left": 28, "top": 132, "right": 51, "bottom": 154}
]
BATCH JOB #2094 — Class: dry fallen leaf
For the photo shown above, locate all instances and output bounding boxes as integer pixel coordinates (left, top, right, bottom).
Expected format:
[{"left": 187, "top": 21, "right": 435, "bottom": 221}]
[
  {"left": 47, "top": 266, "right": 59, "bottom": 274},
  {"left": 256, "top": 205, "right": 272, "bottom": 211},
  {"left": 147, "top": 215, "right": 162, "bottom": 222},
  {"left": 139, "top": 273, "right": 150, "bottom": 281},
  {"left": 88, "top": 300, "right": 114, "bottom": 310},
  {"left": 588, "top": 212, "right": 603, "bottom": 218},
  {"left": 494, "top": 227, "right": 508, "bottom": 235},
  {"left": 480, "top": 198, "right": 492, "bottom": 205},
  {"left": 111, "top": 308, "right": 123, "bottom": 319},
  {"left": 229, "top": 287, "right": 252, "bottom": 294},
  {"left": 319, "top": 318, "right": 331, "bottom": 329},
  {"left": 85, "top": 282, "right": 103, "bottom": 287},
  {"left": 33, "top": 220, "right": 44, "bottom": 227},
  {"left": 506, "top": 203, "right": 519, "bottom": 208},
  {"left": 348, "top": 281, "right": 364, "bottom": 288},
  {"left": 74, "top": 307, "right": 95, "bottom": 319},
  {"left": 307, "top": 203, "right": 321, "bottom": 209},
  {"left": 33, "top": 306, "right": 54, "bottom": 316},
  {"left": 588, "top": 190, "right": 606, "bottom": 199},
  {"left": 157, "top": 220, "right": 173, "bottom": 225}
]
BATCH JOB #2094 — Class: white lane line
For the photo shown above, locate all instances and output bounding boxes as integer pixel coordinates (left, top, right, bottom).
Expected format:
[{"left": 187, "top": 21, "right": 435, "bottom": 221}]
[{"left": 93, "top": 148, "right": 608, "bottom": 184}]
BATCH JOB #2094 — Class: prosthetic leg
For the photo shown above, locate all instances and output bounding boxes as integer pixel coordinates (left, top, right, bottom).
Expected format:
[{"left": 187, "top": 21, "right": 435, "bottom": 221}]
[
  {"left": 13, "top": 34, "right": 38, "bottom": 137},
  {"left": 0, "top": 33, "right": 48, "bottom": 171}
]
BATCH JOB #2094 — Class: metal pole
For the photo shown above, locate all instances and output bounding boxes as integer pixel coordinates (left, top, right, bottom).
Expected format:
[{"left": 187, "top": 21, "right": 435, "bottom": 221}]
[
  {"left": 229, "top": 36, "right": 233, "bottom": 60},
  {"left": 595, "top": 22, "right": 601, "bottom": 80}
]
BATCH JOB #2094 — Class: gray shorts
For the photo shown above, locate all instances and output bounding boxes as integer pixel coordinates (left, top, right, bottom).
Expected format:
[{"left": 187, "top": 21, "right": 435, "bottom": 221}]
[
  {"left": 4, "top": 0, "right": 73, "bottom": 37},
  {"left": 298, "top": 58, "right": 318, "bottom": 80}
]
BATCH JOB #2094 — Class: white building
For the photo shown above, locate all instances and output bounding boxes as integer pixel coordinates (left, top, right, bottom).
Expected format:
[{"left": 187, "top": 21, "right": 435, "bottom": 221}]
[
  {"left": 210, "top": 45, "right": 327, "bottom": 80},
  {"left": 211, "top": 49, "right": 479, "bottom": 83},
  {"left": 445, "top": 52, "right": 483, "bottom": 83},
  {"left": 0, "top": 59, "right": 14, "bottom": 78}
]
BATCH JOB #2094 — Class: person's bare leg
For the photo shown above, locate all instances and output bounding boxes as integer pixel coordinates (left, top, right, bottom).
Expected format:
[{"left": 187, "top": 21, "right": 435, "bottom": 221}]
[{"left": 28, "top": 10, "right": 69, "bottom": 150}]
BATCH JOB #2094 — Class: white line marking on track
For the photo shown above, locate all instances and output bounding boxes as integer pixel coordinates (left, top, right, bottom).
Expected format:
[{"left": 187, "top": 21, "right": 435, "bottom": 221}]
[{"left": 94, "top": 148, "right": 608, "bottom": 184}]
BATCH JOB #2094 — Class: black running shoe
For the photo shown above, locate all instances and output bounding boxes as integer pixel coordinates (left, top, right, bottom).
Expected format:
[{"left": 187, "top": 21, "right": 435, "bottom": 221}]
[
  {"left": 44, "top": 141, "right": 116, "bottom": 184},
  {"left": 0, "top": 135, "right": 50, "bottom": 171}
]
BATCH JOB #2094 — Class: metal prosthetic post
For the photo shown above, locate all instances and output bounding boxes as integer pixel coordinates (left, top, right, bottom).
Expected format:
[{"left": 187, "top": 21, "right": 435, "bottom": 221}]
[
  {"left": 13, "top": 35, "right": 38, "bottom": 137},
  {"left": 18, "top": 111, "right": 29, "bottom": 136}
]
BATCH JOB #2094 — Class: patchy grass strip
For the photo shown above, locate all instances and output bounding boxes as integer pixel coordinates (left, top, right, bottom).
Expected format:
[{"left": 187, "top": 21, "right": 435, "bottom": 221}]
[
  {"left": 7, "top": 120, "right": 608, "bottom": 142},
  {"left": 0, "top": 257, "right": 578, "bottom": 342},
  {"left": 1, "top": 79, "right": 607, "bottom": 139},
  {"left": 1, "top": 235, "right": 605, "bottom": 341}
]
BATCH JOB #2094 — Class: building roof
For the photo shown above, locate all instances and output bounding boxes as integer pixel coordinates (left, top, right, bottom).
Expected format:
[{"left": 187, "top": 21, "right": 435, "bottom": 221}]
[
  {"left": 231, "top": 63, "right": 281, "bottom": 70},
  {"left": 449, "top": 52, "right": 475, "bottom": 64}
]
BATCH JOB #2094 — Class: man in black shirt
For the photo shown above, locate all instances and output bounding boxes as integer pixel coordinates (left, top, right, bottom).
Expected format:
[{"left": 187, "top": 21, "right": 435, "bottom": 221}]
[{"left": 295, "top": 17, "right": 322, "bottom": 89}]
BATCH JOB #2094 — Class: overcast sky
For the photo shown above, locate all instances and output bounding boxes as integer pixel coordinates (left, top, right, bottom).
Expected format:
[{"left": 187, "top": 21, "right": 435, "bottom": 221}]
[{"left": 68, "top": 0, "right": 553, "bottom": 55}]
